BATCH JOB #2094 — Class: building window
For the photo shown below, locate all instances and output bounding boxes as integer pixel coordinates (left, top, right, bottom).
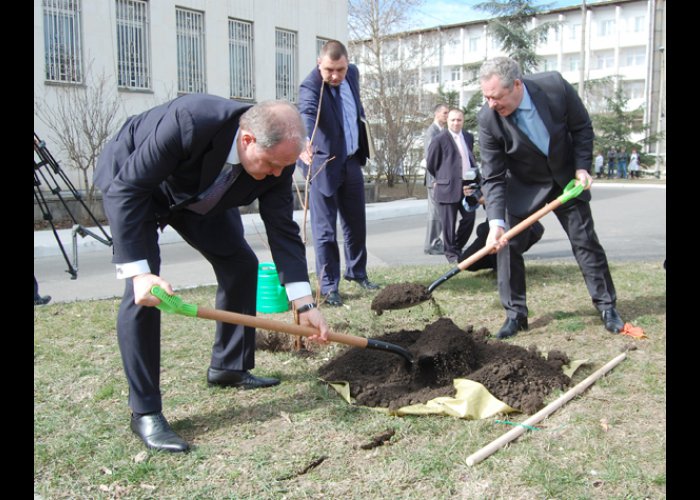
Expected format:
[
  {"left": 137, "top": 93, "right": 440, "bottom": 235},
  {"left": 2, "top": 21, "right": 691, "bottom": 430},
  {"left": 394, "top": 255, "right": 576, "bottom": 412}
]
[
  {"left": 424, "top": 68, "right": 439, "bottom": 84},
  {"left": 550, "top": 25, "right": 560, "bottom": 42},
  {"left": 43, "top": 0, "right": 83, "bottom": 83},
  {"left": 594, "top": 50, "right": 615, "bottom": 69},
  {"left": 543, "top": 56, "right": 558, "bottom": 72},
  {"left": 275, "top": 28, "right": 298, "bottom": 102},
  {"left": 598, "top": 19, "right": 615, "bottom": 37},
  {"left": 229, "top": 19, "right": 254, "bottom": 100},
  {"left": 565, "top": 54, "right": 580, "bottom": 71},
  {"left": 469, "top": 36, "right": 480, "bottom": 53},
  {"left": 621, "top": 46, "right": 646, "bottom": 67},
  {"left": 622, "top": 80, "right": 645, "bottom": 100},
  {"left": 116, "top": 0, "right": 150, "bottom": 90},
  {"left": 176, "top": 7, "right": 206, "bottom": 94},
  {"left": 450, "top": 66, "right": 462, "bottom": 81},
  {"left": 569, "top": 23, "right": 580, "bottom": 40},
  {"left": 633, "top": 16, "right": 645, "bottom": 32},
  {"left": 317, "top": 37, "right": 330, "bottom": 56}
]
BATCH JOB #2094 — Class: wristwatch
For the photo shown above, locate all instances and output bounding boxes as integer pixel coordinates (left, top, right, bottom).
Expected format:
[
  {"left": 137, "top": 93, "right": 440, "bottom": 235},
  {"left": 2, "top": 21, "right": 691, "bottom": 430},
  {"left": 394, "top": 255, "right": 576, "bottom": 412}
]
[{"left": 295, "top": 302, "right": 317, "bottom": 314}]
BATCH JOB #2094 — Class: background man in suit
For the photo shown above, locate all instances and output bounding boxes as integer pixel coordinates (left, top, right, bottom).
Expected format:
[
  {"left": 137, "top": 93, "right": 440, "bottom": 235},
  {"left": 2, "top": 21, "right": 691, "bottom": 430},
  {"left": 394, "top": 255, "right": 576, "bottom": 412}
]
[
  {"left": 423, "top": 104, "right": 449, "bottom": 255},
  {"left": 425, "top": 108, "right": 478, "bottom": 264},
  {"left": 477, "top": 56, "right": 624, "bottom": 339},
  {"left": 95, "top": 97, "right": 330, "bottom": 453},
  {"left": 297, "top": 40, "right": 379, "bottom": 307}
]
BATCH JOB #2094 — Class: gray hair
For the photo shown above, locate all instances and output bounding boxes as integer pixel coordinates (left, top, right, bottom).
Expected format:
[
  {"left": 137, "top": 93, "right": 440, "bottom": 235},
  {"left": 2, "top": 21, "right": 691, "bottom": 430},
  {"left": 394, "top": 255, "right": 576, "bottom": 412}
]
[
  {"left": 239, "top": 100, "right": 307, "bottom": 152},
  {"left": 479, "top": 57, "right": 523, "bottom": 89}
]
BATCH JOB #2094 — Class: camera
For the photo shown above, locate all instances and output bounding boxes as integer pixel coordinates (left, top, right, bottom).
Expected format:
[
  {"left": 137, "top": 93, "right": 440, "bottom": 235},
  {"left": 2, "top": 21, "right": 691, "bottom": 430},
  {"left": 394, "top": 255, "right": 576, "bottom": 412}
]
[{"left": 462, "top": 168, "right": 482, "bottom": 213}]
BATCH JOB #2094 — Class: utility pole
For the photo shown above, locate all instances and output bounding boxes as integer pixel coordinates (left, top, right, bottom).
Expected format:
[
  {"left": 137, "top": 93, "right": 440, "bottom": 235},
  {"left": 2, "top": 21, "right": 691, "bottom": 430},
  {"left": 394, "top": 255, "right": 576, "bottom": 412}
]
[{"left": 579, "top": 0, "right": 587, "bottom": 100}]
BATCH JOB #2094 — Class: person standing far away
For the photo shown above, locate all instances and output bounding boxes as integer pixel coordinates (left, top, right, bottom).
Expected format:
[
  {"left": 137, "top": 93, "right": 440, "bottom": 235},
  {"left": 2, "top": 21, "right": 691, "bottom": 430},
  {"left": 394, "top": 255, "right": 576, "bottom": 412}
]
[
  {"left": 594, "top": 150, "right": 604, "bottom": 179},
  {"left": 296, "top": 39, "right": 380, "bottom": 308},
  {"left": 476, "top": 56, "right": 625, "bottom": 339},
  {"left": 425, "top": 108, "right": 478, "bottom": 264},
  {"left": 423, "top": 103, "right": 449, "bottom": 255}
]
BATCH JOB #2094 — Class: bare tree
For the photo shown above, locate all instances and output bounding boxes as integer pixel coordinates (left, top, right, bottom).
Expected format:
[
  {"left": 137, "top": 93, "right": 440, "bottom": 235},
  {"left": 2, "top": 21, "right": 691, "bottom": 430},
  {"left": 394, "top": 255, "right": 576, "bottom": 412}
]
[
  {"left": 34, "top": 64, "right": 122, "bottom": 203},
  {"left": 349, "top": 0, "right": 435, "bottom": 196}
]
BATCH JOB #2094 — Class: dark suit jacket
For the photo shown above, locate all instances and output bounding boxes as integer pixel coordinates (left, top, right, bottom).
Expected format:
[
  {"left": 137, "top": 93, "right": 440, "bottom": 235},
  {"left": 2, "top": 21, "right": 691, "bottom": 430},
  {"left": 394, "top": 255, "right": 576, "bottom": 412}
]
[
  {"left": 425, "top": 128, "right": 476, "bottom": 204},
  {"left": 477, "top": 71, "right": 594, "bottom": 220},
  {"left": 296, "top": 63, "right": 370, "bottom": 197},
  {"left": 94, "top": 93, "right": 309, "bottom": 284}
]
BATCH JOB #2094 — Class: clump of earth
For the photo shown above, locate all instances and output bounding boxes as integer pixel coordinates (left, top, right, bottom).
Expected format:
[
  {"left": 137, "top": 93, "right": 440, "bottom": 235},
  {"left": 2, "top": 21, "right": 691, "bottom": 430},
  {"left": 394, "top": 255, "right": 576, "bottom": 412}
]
[{"left": 318, "top": 317, "right": 572, "bottom": 414}]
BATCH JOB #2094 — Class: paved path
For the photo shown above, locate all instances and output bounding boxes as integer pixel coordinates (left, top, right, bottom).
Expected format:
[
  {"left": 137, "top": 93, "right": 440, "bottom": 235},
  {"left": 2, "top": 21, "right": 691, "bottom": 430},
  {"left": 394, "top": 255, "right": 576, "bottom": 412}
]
[{"left": 34, "top": 183, "right": 665, "bottom": 303}]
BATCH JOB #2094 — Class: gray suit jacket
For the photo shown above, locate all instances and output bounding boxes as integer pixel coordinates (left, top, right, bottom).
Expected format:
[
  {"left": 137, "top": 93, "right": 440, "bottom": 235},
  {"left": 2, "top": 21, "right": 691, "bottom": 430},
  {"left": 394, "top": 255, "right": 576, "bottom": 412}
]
[
  {"left": 425, "top": 128, "right": 476, "bottom": 204},
  {"left": 423, "top": 122, "right": 443, "bottom": 188},
  {"left": 477, "top": 71, "right": 594, "bottom": 220}
]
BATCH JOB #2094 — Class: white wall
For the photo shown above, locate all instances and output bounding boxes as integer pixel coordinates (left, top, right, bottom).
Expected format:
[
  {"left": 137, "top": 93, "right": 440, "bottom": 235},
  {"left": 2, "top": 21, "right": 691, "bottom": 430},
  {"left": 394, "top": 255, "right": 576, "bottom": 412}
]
[{"left": 34, "top": 0, "right": 348, "bottom": 189}]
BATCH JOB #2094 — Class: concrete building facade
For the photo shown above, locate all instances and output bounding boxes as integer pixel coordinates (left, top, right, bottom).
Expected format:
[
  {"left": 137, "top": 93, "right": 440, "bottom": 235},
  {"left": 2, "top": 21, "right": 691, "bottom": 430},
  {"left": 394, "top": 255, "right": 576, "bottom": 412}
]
[
  {"left": 34, "top": 0, "right": 348, "bottom": 190},
  {"left": 352, "top": 0, "right": 665, "bottom": 173}
]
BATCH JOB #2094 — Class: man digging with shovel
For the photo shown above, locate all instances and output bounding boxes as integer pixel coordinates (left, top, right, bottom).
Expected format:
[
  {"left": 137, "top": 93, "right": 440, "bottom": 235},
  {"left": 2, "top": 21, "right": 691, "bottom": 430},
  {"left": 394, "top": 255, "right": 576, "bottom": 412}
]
[
  {"left": 95, "top": 98, "right": 330, "bottom": 453},
  {"left": 477, "top": 56, "right": 625, "bottom": 339}
]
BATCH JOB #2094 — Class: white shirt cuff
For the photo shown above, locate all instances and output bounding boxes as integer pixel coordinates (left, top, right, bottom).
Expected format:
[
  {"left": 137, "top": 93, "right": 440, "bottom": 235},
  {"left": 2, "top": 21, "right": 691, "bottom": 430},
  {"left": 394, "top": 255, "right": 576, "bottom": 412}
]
[
  {"left": 115, "top": 260, "right": 150, "bottom": 279},
  {"left": 489, "top": 219, "right": 506, "bottom": 229},
  {"left": 285, "top": 281, "right": 313, "bottom": 301}
]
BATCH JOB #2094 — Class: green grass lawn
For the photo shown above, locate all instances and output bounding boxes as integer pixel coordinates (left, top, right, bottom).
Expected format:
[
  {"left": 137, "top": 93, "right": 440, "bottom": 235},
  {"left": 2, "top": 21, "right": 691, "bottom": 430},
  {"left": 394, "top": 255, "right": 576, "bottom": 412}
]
[{"left": 34, "top": 260, "right": 666, "bottom": 499}]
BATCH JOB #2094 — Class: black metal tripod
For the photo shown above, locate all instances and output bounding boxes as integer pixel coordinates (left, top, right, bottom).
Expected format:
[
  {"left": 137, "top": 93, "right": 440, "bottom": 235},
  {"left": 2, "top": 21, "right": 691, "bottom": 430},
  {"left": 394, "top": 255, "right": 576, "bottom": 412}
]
[{"left": 34, "top": 132, "right": 112, "bottom": 279}]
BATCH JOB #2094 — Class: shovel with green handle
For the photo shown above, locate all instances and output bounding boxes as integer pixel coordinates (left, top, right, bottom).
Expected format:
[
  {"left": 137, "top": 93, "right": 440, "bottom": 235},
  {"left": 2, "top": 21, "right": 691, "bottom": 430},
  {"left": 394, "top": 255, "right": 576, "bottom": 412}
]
[
  {"left": 371, "top": 179, "right": 585, "bottom": 313},
  {"left": 150, "top": 285, "right": 415, "bottom": 367}
]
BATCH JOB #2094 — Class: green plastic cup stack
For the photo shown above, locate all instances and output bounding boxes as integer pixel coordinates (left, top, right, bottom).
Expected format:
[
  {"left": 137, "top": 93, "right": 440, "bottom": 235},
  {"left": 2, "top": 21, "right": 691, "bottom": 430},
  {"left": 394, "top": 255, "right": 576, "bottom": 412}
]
[{"left": 256, "top": 262, "right": 289, "bottom": 313}]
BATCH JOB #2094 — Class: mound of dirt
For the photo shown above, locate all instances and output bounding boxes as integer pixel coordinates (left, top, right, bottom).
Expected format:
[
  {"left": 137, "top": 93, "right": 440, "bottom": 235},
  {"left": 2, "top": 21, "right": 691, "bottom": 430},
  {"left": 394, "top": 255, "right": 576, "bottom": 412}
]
[{"left": 318, "top": 318, "right": 572, "bottom": 414}]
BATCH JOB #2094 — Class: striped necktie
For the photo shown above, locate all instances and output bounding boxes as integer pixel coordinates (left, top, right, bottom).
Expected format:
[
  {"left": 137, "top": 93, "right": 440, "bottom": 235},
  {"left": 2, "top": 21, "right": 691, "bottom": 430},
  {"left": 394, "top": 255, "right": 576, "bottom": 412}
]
[{"left": 187, "top": 163, "right": 242, "bottom": 215}]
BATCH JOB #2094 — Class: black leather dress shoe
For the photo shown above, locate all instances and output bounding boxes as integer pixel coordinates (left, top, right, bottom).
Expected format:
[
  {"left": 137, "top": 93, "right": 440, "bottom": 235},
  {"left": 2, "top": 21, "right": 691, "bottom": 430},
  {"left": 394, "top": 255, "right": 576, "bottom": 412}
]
[
  {"left": 425, "top": 247, "right": 444, "bottom": 255},
  {"left": 34, "top": 295, "right": 52, "bottom": 306},
  {"left": 344, "top": 276, "right": 380, "bottom": 290},
  {"left": 323, "top": 291, "right": 344, "bottom": 306},
  {"left": 130, "top": 412, "right": 189, "bottom": 453},
  {"left": 207, "top": 367, "right": 280, "bottom": 389},
  {"left": 495, "top": 316, "right": 529, "bottom": 339},
  {"left": 601, "top": 307, "right": 624, "bottom": 333}
]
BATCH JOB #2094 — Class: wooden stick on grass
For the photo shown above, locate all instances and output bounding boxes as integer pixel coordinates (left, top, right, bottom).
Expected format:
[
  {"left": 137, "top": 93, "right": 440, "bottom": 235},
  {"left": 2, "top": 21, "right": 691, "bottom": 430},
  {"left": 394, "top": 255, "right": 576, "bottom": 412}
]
[{"left": 466, "top": 351, "right": 627, "bottom": 466}]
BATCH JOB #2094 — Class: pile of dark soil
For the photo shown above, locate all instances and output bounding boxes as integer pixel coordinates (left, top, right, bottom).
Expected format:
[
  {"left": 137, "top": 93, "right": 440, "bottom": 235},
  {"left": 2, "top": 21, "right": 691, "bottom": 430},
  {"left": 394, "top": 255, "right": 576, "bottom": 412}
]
[
  {"left": 318, "top": 318, "right": 572, "bottom": 414},
  {"left": 370, "top": 282, "right": 432, "bottom": 314}
]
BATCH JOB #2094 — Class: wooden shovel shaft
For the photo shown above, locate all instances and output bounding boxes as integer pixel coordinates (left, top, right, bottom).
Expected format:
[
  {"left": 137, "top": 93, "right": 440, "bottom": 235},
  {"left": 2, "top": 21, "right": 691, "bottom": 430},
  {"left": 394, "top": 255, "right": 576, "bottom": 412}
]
[
  {"left": 457, "top": 198, "right": 563, "bottom": 272},
  {"left": 196, "top": 306, "right": 370, "bottom": 349}
]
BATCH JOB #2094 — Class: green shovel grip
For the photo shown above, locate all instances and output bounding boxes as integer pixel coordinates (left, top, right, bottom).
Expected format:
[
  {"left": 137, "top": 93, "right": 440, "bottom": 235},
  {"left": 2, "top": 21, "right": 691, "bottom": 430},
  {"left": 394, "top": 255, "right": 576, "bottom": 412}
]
[
  {"left": 557, "top": 179, "right": 585, "bottom": 204},
  {"left": 151, "top": 286, "right": 198, "bottom": 317}
]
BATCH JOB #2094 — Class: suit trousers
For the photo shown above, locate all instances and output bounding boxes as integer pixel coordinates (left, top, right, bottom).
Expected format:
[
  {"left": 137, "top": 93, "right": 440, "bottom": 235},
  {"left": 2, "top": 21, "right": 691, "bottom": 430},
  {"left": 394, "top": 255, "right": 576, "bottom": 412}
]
[
  {"left": 117, "top": 208, "right": 258, "bottom": 414},
  {"left": 437, "top": 201, "right": 476, "bottom": 262},
  {"left": 309, "top": 155, "right": 368, "bottom": 294},
  {"left": 496, "top": 198, "right": 617, "bottom": 319},
  {"left": 423, "top": 185, "right": 443, "bottom": 253}
]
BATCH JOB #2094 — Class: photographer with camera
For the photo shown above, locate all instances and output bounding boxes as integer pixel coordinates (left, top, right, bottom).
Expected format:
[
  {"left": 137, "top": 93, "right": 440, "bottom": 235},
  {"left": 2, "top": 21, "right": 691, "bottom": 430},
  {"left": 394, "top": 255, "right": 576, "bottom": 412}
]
[{"left": 425, "top": 108, "right": 477, "bottom": 264}]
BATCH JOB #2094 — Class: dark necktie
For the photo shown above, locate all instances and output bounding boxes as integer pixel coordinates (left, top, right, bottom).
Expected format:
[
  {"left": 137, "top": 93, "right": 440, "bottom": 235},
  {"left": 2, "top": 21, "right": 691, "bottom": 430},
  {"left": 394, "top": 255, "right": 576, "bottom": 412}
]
[{"left": 187, "top": 163, "right": 242, "bottom": 215}]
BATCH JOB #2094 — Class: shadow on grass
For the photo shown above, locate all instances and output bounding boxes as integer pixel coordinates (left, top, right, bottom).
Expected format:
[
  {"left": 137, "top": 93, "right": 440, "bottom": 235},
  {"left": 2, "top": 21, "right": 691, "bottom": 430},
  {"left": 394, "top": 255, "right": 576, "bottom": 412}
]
[{"left": 528, "top": 294, "right": 666, "bottom": 331}]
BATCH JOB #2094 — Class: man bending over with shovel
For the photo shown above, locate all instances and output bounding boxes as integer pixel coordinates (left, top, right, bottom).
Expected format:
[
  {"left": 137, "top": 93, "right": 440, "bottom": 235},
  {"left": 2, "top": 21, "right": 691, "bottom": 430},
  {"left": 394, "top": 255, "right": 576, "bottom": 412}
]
[
  {"left": 95, "top": 97, "right": 329, "bottom": 453},
  {"left": 477, "top": 56, "right": 625, "bottom": 339}
]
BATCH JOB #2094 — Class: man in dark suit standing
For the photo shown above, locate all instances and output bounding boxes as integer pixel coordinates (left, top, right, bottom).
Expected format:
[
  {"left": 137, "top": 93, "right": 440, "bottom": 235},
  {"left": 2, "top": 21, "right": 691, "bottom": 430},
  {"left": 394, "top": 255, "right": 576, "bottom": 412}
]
[
  {"left": 297, "top": 40, "right": 379, "bottom": 307},
  {"left": 95, "top": 97, "right": 330, "bottom": 453},
  {"left": 425, "top": 108, "right": 478, "bottom": 264},
  {"left": 423, "top": 103, "right": 449, "bottom": 255},
  {"left": 477, "top": 56, "right": 624, "bottom": 339}
]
